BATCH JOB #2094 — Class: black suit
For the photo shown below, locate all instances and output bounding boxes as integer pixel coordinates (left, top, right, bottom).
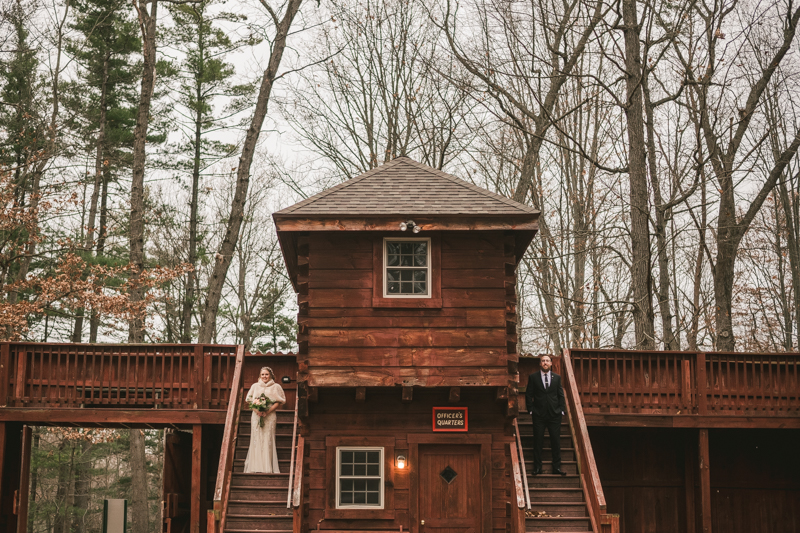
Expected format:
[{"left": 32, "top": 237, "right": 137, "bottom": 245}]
[{"left": 525, "top": 371, "right": 566, "bottom": 472}]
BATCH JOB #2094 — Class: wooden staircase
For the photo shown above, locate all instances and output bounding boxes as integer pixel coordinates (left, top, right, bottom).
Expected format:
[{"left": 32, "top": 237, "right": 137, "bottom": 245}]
[
  {"left": 224, "top": 410, "right": 296, "bottom": 533},
  {"left": 518, "top": 417, "right": 593, "bottom": 532}
]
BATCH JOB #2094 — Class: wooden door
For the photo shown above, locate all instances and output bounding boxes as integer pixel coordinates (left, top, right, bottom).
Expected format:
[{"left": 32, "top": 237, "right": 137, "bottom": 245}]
[{"left": 418, "top": 444, "right": 482, "bottom": 533}]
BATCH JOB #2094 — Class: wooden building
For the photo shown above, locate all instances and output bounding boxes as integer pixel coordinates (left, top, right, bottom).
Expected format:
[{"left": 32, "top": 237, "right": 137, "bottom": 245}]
[
  {"left": 271, "top": 156, "right": 540, "bottom": 533},
  {"left": 0, "top": 156, "right": 798, "bottom": 533}
]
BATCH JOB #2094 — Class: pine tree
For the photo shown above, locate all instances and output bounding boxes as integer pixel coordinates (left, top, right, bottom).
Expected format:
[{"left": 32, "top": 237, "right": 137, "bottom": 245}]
[
  {"left": 65, "top": 0, "right": 141, "bottom": 341},
  {"left": 164, "top": 0, "right": 254, "bottom": 342}
]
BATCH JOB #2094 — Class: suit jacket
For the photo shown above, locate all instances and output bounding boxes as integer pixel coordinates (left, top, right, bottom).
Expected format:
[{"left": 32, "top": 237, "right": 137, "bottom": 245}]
[{"left": 525, "top": 371, "right": 566, "bottom": 419}]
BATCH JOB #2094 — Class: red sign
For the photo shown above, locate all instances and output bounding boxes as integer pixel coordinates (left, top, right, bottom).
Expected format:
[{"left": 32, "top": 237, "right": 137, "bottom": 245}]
[{"left": 432, "top": 407, "right": 468, "bottom": 432}]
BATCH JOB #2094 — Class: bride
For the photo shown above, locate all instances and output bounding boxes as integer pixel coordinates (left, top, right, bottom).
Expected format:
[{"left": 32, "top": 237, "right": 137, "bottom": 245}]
[{"left": 244, "top": 366, "right": 286, "bottom": 473}]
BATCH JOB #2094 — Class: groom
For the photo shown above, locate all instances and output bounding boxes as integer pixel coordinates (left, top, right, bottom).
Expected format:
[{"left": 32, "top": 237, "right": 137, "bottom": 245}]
[{"left": 525, "top": 355, "right": 567, "bottom": 476}]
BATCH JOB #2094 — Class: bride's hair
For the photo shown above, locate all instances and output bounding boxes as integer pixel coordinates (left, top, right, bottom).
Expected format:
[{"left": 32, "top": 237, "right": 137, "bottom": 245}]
[{"left": 260, "top": 366, "right": 274, "bottom": 380}]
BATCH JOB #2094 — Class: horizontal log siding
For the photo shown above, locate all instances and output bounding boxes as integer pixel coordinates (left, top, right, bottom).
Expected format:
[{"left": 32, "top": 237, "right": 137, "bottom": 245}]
[
  {"left": 302, "top": 232, "right": 515, "bottom": 380},
  {"left": 300, "top": 388, "right": 514, "bottom": 533}
]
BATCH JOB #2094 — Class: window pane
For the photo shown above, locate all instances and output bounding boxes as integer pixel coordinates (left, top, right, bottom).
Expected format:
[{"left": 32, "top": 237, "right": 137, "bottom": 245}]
[
  {"left": 413, "top": 270, "right": 426, "bottom": 281},
  {"left": 341, "top": 464, "right": 353, "bottom": 476},
  {"left": 340, "top": 492, "right": 353, "bottom": 504},
  {"left": 414, "top": 242, "right": 427, "bottom": 255},
  {"left": 387, "top": 254, "right": 399, "bottom": 266},
  {"left": 414, "top": 282, "right": 426, "bottom": 294},
  {"left": 414, "top": 254, "right": 427, "bottom": 266},
  {"left": 367, "top": 492, "right": 379, "bottom": 504},
  {"left": 387, "top": 270, "right": 400, "bottom": 282},
  {"left": 366, "top": 479, "right": 380, "bottom": 492},
  {"left": 367, "top": 464, "right": 379, "bottom": 476},
  {"left": 354, "top": 479, "right": 366, "bottom": 492},
  {"left": 340, "top": 479, "right": 353, "bottom": 491},
  {"left": 341, "top": 451, "right": 353, "bottom": 463},
  {"left": 354, "top": 451, "right": 366, "bottom": 463},
  {"left": 400, "top": 270, "right": 413, "bottom": 281},
  {"left": 354, "top": 464, "right": 366, "bottom": 476},
  {"left": 354, "top": 492, "right": 366, "bottom": 504},
  {"left": 367, "top": 451, "right": 379, "bottom": 463},
  {"left": 401, "top": 282, "right": 413, "bottom": 293},
  {"left": 400, "top": 254, "right": 412, "bottom": 266},
  {"left": 387, "top": 282, "right": 400, "bottom": 293},
  {"left": 400, "top": 242, "right": 413, "bottom": 255},
  {"left": 387, "top": 242, "right": 400, "bottom": 255}
]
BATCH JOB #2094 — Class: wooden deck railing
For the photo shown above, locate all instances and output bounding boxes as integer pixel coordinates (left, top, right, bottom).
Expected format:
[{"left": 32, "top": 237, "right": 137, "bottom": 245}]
[
  {"left": 291, "top": 436, "right": 305, "bottom": 533},
  {"left": 207, "top": 346, "right": 246, "bottom": 533},
  {"left": 0, "top": 342, "right": 240, "bottom": 409},
  {"left": 568, "top": 349, "right": 800, "bottom": 416},
  {"left": 509, "top": 440, "right": 526, "bottom": 533},
  {"left": 562, "top": 350, "right": 620, "bottom": 533}
]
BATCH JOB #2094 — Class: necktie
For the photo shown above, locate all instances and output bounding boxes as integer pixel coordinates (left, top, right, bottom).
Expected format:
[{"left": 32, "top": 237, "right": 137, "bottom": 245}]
[{"left": 544, "top": 373, "right": 549, "bottom": 389}]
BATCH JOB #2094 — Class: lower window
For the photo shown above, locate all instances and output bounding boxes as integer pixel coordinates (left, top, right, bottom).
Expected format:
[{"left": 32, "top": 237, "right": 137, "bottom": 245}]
[{"left": 336, "top": 447, "right": 383, "bottom": 508}]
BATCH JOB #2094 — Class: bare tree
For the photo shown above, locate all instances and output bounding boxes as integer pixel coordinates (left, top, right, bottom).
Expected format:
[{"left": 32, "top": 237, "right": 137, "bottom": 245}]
[{"left": 197, "top": 0, "right": 304, "bottom": 343}]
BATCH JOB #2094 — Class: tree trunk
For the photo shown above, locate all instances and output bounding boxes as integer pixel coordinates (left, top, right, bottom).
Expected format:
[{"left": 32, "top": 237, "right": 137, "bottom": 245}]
[
  {"left": 622, "top": 0, "right": 655, "bottom": 349},
  {"left": 72, "top": 439, "right": 90, "bottom": 533},
  {"left": 644, "top": 77, "right": 677, "bottom": 350},
  {"left": 197, "top": 0, "right": 303, "bottom": 343},
  {"left": 182, "top": 34, "right": 204, "bottom": 343},
  {"left": 129, "top": 0, "right": 159, "bottom": 343},
  {"left": 129, "top": 429, "right": 149, "bottom": 533}
]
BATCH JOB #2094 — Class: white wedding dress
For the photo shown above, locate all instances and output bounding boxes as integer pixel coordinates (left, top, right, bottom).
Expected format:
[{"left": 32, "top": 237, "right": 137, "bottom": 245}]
[{"left": 243, "top": 379, "right": 286, "bottom": 473}]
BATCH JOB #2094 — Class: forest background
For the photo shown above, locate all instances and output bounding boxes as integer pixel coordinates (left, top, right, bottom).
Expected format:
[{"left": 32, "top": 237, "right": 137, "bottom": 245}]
[{"left": 1, "top": 0, "right": 799, "bottom": 529}]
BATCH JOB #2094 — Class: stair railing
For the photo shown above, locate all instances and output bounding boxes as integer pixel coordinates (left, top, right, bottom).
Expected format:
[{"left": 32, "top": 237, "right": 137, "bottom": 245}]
[
  {"left": 512, "top": 418, "right": 531, "bottom": 509},
  {"left": 286, "top": 394, "right": 299, "bottom": 508},
  {"left": 562, "top": 349, "right": 620, "bottom": 533},
  {"left": 291, "top": 435, "right": 305, "bottom": 533},
  {"left": 207, "top": 345, "right": 246, "bottom": 533}
]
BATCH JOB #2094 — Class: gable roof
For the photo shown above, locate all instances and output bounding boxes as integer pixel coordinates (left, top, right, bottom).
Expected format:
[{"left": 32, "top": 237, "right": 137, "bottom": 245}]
[{"left": 274, "top": 157, "right": 538, "bottom": 217}]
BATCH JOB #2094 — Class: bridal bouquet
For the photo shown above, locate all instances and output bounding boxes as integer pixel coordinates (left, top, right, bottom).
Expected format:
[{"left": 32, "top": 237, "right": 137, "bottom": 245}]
[{"left": 248, "top": 393, "right": 274, "bottom": 428}]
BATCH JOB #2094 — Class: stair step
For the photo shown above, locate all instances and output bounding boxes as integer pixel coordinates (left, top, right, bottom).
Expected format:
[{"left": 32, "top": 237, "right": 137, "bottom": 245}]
[
  {"left": 231, "top": 474, "right": 291, "bottom": 489},
  {"left": 225, "top": 516, "right": 292, "bottom": 529},
  {"left": 525, "top": 516, "right": 592, "bottom": 531},
  {"left": 529, "top": 488, "right": 585, "bottom": 502},
  {"left": 527, "top": 474, "right": 581, "bottom": 488},
  {"left": 224, "top": 530, "right": 292, "bottom": 533},
  {"left": 527, "top": 502, "right": 588, "bottom": 517},
  {"left": 524, "top": 461, "right": 578, "bottom": 475}
]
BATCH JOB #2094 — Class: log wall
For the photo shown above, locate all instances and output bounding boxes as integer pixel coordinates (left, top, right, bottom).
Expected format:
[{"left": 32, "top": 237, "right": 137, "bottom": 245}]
[
  {"left": 299, "top": 388, "right": 515, "bottom": 533},
  {"left": 298, "top": 231, "right": 518, "bottom": 388}
]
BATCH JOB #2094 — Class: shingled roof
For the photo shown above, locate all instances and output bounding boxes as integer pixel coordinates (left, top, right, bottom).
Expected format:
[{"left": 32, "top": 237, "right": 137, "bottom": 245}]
[{"left": 274, "top": 157, "right": 538, "bottom": 216}]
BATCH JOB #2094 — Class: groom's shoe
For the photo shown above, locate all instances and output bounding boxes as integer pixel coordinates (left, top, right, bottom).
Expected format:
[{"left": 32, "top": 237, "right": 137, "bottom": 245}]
[{"left": 552, "top": 468, "right": 568, "bottom": 476}]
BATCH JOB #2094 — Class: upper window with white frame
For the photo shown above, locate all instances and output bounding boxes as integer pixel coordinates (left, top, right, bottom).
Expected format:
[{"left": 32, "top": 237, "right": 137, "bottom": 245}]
[
  {"left": 384, "top": 238, "right": 430, "bottom": 297},
  {"left": 336, "top": 447, "right": 383, "bottom": 508}
]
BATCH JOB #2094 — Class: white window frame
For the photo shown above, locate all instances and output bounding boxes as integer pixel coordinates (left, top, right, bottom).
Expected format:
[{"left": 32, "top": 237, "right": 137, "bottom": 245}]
[
  {"left": 383, "top": 237, "right": 432, "bottom": 299},
  {"left": 336, "top": 446, "right": 384, "bottom": 509}
]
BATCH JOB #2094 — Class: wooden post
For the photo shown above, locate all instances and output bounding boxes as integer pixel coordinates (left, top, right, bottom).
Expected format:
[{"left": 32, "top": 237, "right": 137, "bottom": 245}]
[
  {"left": 0, "top": 343, "right": 9, "bottom": 407},
  {"left": 698, "top": 429, "right": 712, "bottom": 533},
  {"left": 191, "top": 424, "right": 203, "bottom": 533},
  {"left": 0, "top": 422, "right": 22, "bottom": 533},
  {"left": 696, "top": 353, "right": 708, "bottom": 415},
  {"left": 16, "top": 426, "right": 31, "bottom": 533},
  {"left": 193, "top": 345, "right": 204, "bottom": 409},
  {"left": 684, "top": 432, "right": 696, "bottom": 533}
]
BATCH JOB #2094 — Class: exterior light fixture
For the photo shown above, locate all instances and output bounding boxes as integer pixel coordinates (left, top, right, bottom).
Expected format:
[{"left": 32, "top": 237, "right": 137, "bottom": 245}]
[
  {"left": 396, "top": 455, "right": 406, "bottom": 469},
  {"left": 282, "top": 376, "right": 291, "bottom": 384},
  {"left": 400, "top": 220, "right": 420, "bottom": 232}
]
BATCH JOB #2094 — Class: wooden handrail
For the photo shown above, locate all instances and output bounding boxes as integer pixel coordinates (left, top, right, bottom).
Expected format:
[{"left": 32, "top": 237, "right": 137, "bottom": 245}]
[
  {"left": 208, "top": 345, "right": 246, "bottom": 533},
  {"left": 286, "top": 394, "right": 299, "bottom": 508},
  {"left": 512, "top": 418, "right": 530, "bottom": 509},
  {"left": 292, "top": 436, "right": 304, "bottom": 508},
  {"left": 562, "top": 349, "right": 619, "bottom": 533},
  {"left": 509, "top": 440, "right": 527, "bottom": 533}
]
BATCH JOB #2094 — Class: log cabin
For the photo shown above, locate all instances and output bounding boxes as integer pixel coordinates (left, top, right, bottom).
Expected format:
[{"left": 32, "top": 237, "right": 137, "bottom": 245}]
[
  {"left": 0, "top": 156, "right": 798, "bottom": 533},
  {"left": 271, "top": 156, "right": 540, "bottom": 533}
]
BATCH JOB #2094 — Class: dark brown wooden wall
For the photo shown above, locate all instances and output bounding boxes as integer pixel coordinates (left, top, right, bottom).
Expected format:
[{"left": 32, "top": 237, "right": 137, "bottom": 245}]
[
  {"left": 300, "top": 388, "right": 515, "bottom": 533},
  {"left": 589, "top": 427, "right": 800, "bottom": 533},
  {"left": 301, "top": 231, "right": 516, "bottom": 385}
]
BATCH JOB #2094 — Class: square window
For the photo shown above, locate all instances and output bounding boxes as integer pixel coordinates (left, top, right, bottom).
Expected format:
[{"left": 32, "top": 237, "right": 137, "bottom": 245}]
[
  {"left": 384, "top": 238, "right": 430, "bottom": 298},
  {"left": 337, "top": 447, "right": 383, "bottom": 509}
]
